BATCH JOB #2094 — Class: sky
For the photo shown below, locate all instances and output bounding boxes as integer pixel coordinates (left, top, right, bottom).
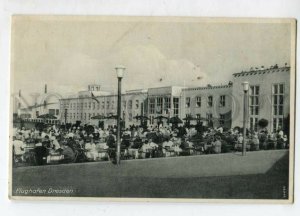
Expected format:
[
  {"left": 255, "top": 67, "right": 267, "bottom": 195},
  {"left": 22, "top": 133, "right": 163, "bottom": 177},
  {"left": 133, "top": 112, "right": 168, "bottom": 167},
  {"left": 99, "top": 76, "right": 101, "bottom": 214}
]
[{"left": 11, "top": 16, "right": 292, "bottom": 96}]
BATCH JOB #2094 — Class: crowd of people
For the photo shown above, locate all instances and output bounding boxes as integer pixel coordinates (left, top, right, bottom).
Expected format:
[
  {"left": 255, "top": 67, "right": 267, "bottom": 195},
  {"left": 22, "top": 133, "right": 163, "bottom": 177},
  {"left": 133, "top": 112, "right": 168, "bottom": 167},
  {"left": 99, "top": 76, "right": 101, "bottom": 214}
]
[{"left": 12, "top": 122, "right": 289, "bottom": 167}]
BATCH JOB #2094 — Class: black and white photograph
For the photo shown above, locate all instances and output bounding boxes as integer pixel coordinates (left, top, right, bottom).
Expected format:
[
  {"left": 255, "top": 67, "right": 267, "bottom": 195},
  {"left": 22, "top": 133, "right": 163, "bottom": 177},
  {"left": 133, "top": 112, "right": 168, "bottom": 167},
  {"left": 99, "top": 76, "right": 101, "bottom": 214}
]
[{"left": 9, "top": 16, "right": 296, "bottom": 202}]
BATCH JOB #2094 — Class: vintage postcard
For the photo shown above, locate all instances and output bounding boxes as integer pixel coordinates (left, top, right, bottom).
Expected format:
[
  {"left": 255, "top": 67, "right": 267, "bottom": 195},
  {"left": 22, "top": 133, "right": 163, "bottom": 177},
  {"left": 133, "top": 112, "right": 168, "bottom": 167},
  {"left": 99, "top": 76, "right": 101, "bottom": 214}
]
[{"left": 9, "top": 16, "right": 296, "bottom": 202}]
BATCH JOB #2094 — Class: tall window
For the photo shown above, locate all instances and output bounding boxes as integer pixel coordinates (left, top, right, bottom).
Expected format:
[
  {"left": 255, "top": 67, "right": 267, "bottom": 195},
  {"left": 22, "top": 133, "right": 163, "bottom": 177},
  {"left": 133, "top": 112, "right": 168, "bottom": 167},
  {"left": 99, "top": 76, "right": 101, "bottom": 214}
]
[
  {"left": 92, "top": 102, "right": 95, "bottom": 110},
  {"left": 102, "top": 101, "right": 105, "bottom": 109},
  {"left": 123, "top": 101, "right": 127, "bottom": 110},
  {"left": 173, "top": 97, "right": 179, "bottom": 116},
  {"left": 49, "top": 109, "right": 55, "bottom": 115},
  {"left": 272, "top": 84, "right": 284, "bottom": 132},
  {"left": 250, "top": 117, "right": 258, "bottom": 132},
  {"left": 250, "top": 86, "right": 259, "bottom": 116},
  {"left": 185, "top": 97, "right": 190, "bottom": 108},
  {"left": 196, "top": 114, "right": 201, "bottom": 119},
  {"left": 196, "top": 96, "right": 201, "bottom": 107},
  {"left": 106, "top": 101, "right": 110, "bottom": 109},
  {"left": 220, "top": 95, "right": 226, "bottom": 107},
  {"left": 88, "top": 102, "right": 91, "bottom": 109},
  {"left": 219, "top": 114, "right": 225, "bottom": 125},
  {"left": 135, "top": 100, "right": 139, "bottom": 109},
  {"left": 128, "top": 100, "right": 133, "bottom": 109},
  {"left": 249, "top": 86, "right": 260, "bottom": 131},
  {"left": 164, "top": 97, "right": 171, "bottom": 114},
  {"left": 129, "top": 113, "right": 133, "bottom": 121},
  {"left": 156, "top": 97, "right": 163, "bottom": 114},
  {"left": 206, "top": 113, "right": 213, "bottom": 125},
  {"left": 208, "top": 96, "right": 213, "bottom": 107},
  {"left": 111, "top": 101, "right": 114, "bottom": 109},
  {"left": 149, "top": 98, "right": 155, "bottom": 114}
]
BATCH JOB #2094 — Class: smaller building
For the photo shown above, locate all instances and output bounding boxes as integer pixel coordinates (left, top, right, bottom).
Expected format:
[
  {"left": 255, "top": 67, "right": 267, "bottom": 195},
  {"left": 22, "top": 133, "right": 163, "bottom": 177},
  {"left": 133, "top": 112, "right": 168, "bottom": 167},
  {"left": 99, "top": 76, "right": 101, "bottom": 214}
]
[
  {"left": 180, "top": 84, "right": 233, "bottom": 128},
  {"left": 60, "top": 85, "right": 148, "bottom": 128},
  {"left": 12, "top": 85, "right": 62, "bottom": 123}
]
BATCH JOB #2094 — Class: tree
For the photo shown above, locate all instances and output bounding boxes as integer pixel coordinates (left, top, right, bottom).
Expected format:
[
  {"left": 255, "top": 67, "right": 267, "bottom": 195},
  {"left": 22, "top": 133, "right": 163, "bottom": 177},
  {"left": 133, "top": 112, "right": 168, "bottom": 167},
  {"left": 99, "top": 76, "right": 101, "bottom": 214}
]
[{"left": 258, "top": 118, "right": 268, "bottom": 129}]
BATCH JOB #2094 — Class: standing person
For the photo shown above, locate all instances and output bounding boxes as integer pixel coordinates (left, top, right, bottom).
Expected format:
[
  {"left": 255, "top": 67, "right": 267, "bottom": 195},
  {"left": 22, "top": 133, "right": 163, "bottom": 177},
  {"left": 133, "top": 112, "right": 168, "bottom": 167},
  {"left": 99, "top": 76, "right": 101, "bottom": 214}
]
[
  {"left": 237, "top": 133, "right": 243, "bottom": 151},
  {"left": 106, "top": 130, "right": 116, "bottom": 148},
  {"left": 34, "top": 139, "right": 47, "bottom": 166},
  {"left": 13, "top": 135, "right": 26, "bottom": 164},
  {"left": 283, "top": 135, "right": 288, "bottom": 149},
  {"left": 212, "top": 136, "right": 222, "bottom": 154},
  {"left": 252, "top": 134, "right": 260, "bottom": 151},
  {"left": 106, "top": 130, "right": 116, "bottom": 162}
]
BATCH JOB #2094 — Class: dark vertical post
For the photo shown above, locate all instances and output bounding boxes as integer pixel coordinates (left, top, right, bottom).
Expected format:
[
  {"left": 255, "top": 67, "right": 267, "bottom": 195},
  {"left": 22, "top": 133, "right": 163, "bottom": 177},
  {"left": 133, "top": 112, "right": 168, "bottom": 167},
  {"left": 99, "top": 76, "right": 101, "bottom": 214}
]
[
  {"left": 116, "top": 77, "right": 122, "bottom": 165},
  {"left": 242, "top": 90, "right": 248, "bottom": 156},
  {"left": 65, "top": 108, "right": 67, "bottom": 129}
]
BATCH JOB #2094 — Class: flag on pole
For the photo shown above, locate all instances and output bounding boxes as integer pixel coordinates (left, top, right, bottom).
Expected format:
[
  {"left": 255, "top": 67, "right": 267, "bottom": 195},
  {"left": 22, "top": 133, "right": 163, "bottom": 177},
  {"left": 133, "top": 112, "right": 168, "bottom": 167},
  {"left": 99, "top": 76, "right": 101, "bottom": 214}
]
[{"left": 91, "top": 92, "right": 100, "bottom": 103}]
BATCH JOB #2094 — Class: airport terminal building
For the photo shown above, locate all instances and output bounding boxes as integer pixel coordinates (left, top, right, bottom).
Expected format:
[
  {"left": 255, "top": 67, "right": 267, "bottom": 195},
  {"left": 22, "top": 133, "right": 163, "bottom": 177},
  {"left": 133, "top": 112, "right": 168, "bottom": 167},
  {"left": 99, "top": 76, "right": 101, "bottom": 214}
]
[{"left": 14, "top": 65, "right": 291, "bottom": 132}]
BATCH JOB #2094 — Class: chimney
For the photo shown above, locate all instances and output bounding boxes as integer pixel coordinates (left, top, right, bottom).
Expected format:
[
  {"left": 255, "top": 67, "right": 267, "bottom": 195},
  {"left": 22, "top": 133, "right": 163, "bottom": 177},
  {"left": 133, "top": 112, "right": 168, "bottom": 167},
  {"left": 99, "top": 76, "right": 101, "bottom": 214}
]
[{"left": 45, "top": 84, "right": 47, "bottom": 94}]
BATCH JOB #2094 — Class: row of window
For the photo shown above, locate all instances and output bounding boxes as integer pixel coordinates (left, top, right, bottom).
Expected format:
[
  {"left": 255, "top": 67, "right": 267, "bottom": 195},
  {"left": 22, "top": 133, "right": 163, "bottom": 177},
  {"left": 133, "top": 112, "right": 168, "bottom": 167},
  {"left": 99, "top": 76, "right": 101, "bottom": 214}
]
[
  {"left": 148, "top": 97, "right": 179, "bottom": 115},
  {"left": 249, "top": 84, "right": 284, "bottom": 132},
  {"left": 63, "top": 100, "right": 140, "bottom": 111},
  {"left": 185, "top": 95, "right": 226, "bottom": 108}
]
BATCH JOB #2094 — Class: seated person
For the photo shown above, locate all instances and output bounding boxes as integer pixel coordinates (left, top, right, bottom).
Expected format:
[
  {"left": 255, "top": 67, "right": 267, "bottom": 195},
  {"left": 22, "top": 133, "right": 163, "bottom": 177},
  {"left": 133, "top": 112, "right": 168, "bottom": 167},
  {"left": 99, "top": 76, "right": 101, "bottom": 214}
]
[
  {"left": 51, "top": 136, "right": 61, "bottom": 150},
  {"left": 131, "top": 136, "right": 143, "bottom": 149},
  {"left": 121, "top": 133, "right": 131, "bottom": 148},
  {"left": 173, "top": 142, "right": 183, "bottom": 156},
  {"left": 149, "top": 138, "right": 158, "bottom": 149},
  {"left": 162, "top": 138, "right": 174, "bottom": 156},
  {"left": 85, "top": 138, "right": 98, "bottom": 161},
  {"left": 61, "top": 142, "right": 75, "bottom": 163},
  {"left": 42, "top": 135, "right": 52, "bottom": 149},
  {"left": 139, "top": 140, "right": 152, "bottom": 158}
]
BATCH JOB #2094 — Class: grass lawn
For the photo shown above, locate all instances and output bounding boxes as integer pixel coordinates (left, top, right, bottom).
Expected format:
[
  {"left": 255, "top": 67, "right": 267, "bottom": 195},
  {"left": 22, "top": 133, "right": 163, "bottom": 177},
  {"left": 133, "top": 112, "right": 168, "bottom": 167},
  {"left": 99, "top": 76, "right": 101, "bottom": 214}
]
[{"left": 12, "top": 150, "right": 289, "bottom": 199}]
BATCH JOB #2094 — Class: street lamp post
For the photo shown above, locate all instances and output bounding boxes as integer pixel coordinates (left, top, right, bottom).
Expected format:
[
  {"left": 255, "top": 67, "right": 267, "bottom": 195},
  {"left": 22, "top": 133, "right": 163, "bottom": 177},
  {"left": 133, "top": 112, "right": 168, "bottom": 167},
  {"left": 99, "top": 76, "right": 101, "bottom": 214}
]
[
  {"left": 64, "top": 108, "right": 68, "bottom": 124},
  {"left": 115, "top": 65, "right": 126, "bottom": 165},
  {"left": 242, "top": 81, "right": 249, "bottom": 156}
]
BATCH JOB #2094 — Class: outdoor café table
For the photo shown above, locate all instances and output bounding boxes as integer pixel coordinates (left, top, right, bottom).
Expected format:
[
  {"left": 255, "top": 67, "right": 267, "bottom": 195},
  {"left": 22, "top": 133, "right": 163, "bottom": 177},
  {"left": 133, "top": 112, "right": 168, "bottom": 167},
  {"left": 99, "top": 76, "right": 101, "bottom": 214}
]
[
  {"left": 47, "top": 150, "right": 64, "bottom": 164},
  {"left": 185, "top": 146, "right": 195, "bottom": 155},
  {"left": 128, "top": 148, "right": 139, "bottom": 159},
  {"left": 163, "top": 147, "right": 175, "bottom": 157}
]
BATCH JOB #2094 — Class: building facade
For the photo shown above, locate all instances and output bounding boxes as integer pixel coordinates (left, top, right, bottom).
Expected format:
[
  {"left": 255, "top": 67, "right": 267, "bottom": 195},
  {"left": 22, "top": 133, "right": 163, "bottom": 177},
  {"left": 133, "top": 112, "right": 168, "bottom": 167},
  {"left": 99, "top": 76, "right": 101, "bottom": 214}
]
[
  {"left": 14, "top": 65, "right": 291, "bottom": 133},
  {"left": 147, "top": 86, "right": 184, "bottom": 125},
  {"left": 180, "top": 84, "right": 233, "bottom": 128},
  {"left": 59, "top": 85, "right": 148, "bottom": 128},
  {"left": 12, "top": 85, "right": 61, "bottom": 122},
  {"left": 231, "top": 66, "right": 290, "bottom": 132}
]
